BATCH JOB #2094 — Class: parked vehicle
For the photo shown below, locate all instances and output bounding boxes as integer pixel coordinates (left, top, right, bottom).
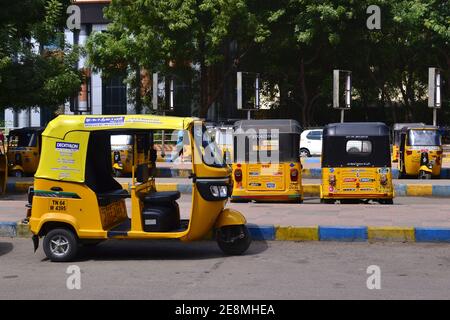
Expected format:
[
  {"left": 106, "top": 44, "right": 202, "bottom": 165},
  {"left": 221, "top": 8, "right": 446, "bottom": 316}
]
[
  {"left": 398, "top": 125, "right": 442, "bottom": 179},
  {"left": 231, "top": 119, "right": 303, "bottom": 203},
  {"left": 300, "top": 129, "right": 323, "bottom": 157},
  {"left": 392, "top": 123, "right": 425, "bottom": 162},
  {"left": 7, "top": 127, "right": 44, "bottom": 177},
  {"left": 320, "top": 122, "right": 394, "bottom": 204},
  {"left": 28, "top": 115, "right": 251, "bottom": 262}
]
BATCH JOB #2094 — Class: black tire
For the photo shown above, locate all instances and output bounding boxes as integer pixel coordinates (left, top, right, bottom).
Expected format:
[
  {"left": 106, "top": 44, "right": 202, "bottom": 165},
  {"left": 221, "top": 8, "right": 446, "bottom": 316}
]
[
  {"left": 300, "top": 148, "right": 311, "bottom": 157},
  {"left": 418, "top": 170, "right": 432, "bottom": 180},
  {"left": 230, "top": 198, "right": 250, "bottom": 203},
  {"left": 340, "top": 199, "right": 360, "bottom": 204},
  {"left": 320, "top": 198, "right": 335, "bottom": 204},
  {"left": 379, "top": 199, "right": 394, "bottom": 205},
  {"left": 43, "top": 228, "right": 78, "bottom": 262},
  {"left": 217, "top": 225, "right": 252, "bottom": 256}
]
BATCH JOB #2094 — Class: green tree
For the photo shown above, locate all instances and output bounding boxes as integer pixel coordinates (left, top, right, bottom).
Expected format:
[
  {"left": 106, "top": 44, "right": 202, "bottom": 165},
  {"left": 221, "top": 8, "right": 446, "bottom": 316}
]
[{"left": 0, "top": 0, "right": 83, "bottom": 114}]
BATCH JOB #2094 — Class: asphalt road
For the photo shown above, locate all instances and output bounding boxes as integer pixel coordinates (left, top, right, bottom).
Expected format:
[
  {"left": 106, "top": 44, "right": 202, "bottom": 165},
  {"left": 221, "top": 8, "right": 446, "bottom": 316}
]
[{"left": 0, "top": 239, "right": 449, "bottom": 300}]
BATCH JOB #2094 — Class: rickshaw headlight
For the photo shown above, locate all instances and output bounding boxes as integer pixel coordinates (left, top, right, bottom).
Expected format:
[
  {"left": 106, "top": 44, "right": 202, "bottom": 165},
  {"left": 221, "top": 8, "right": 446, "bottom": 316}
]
[
  {"left": 210, "top": 186, "right": 219, "bottom": 197},
  {"left": 210, "top": 185, "right": 228, "bottom": 198}
]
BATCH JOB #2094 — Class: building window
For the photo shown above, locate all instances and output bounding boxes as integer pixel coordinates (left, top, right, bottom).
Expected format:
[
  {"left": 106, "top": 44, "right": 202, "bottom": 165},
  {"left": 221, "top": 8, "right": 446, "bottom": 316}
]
[{"left": 102, "top": 76, "right": 127, "bottom": 115}]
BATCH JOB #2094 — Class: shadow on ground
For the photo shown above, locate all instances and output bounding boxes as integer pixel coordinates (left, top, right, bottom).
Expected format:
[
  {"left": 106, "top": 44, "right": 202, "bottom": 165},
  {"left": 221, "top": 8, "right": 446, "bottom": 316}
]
[
  {"left": 69, "top": 239, "right": 269, "bottom": 262},
  {"left": 0, "top": 242, "right": 13, "bottom": 257}
]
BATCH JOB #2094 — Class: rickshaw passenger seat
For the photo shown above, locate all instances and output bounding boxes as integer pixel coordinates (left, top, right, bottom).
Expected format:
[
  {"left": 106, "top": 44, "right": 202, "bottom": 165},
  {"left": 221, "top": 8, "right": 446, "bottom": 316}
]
[{"left": 143, "top": 191, "right": 180, "bottom": 204}]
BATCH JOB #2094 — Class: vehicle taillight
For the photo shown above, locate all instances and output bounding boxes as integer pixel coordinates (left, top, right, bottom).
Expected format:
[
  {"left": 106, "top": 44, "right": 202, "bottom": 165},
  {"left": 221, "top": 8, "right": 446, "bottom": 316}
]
[
  {"left": 234, "top": 168, "right": 242, "bottom": 182},
  {"left": 380, "top": 174, "right": 387, "bottom": 185},
  {"left": 290, "top": 168, "right": 299, "bottom": 182},
  {"left": 329, "top": 174, "right": 336, "bottom": 186},
  {"left": 406, "top": 151, "right": 412, "bottom": 155}
]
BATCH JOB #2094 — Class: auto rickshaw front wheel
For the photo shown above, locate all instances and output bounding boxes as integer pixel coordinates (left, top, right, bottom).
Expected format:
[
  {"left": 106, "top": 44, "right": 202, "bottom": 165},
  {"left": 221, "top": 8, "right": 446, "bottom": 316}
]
[
  {"left": 216, "top": 225, "right": 252, "bottom": 256},
  {"left": 43, "top": 228, "right": 78, "bottom": 262}
]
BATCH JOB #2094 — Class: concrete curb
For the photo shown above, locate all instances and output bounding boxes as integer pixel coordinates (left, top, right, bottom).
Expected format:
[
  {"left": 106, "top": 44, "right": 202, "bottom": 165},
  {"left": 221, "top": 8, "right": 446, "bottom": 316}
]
[
  {"left": 7, "top": 181, "right": 450, "bottom": 197},
  {"left": 1, "top": 222, "right": 449, "bottom": 243}
]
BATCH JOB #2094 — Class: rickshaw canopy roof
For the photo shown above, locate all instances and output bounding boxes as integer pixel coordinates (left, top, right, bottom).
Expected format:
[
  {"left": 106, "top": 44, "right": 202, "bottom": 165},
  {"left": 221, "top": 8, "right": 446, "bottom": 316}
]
[
  {"left": 43, "top": 115, "right": 198, "bottom": 139},
  {"left": 393, "top": 123, "right": 425, "bottom": 131},
  {"left": 9, "top": 127, "right": 45, "bottom": 135},
  {"left": 400, "top": 125, "right": 439, "bottom": 132},
  {"left": 234, "top": 119, "right": 301, "bottom": 134},
  {"left": 323, "top": 122, "right": 389, "bottom": 138}
]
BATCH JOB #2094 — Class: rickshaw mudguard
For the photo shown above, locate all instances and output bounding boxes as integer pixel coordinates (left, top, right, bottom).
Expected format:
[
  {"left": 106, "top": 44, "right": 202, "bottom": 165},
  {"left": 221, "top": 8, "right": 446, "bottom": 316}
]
[
  {"left": 215, "top": 208, "right": 247, "bottom": 229},
  {"left": 112, "top": 163, "right": 123, "bottom": 170}
]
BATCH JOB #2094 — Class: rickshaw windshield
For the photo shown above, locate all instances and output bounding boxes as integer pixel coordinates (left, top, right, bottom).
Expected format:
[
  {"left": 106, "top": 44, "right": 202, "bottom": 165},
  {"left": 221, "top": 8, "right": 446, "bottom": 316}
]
[
  {"left": 193, "top": 124, "right": 226, "bottom": 168},
  {"left": 408, "top": 130, "right": 441, "bottom": 146},
  {"left": 8, "top": 132, "right": 36, "bottom": 148}
]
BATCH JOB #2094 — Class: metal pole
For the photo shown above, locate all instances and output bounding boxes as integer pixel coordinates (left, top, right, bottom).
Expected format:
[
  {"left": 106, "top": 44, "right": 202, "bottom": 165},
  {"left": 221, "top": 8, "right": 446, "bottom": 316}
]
[
  {"left": 247, "top": 110, "right": 251, "bottom": 120},
  {"left": 340, "top": 109, "right": 345, "bottom": 123},
  {"left": 161, "top": 110, "right": 166, "bottom": 158},
  {"left": 433, "top": 108, "right": 437, "bottom": 127}
]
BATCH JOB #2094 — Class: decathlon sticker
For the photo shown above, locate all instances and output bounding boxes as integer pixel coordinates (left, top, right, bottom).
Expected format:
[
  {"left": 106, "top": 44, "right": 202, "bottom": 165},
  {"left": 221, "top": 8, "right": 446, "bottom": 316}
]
[
  {"left": 84, "top": 116, "right": 125, "bottom": 127},
  {"left": 49, "top": 199, "right": 67, "bottom": 212},
  {"left": 56, "top": 142, "right": 79, "bottom": 151}
]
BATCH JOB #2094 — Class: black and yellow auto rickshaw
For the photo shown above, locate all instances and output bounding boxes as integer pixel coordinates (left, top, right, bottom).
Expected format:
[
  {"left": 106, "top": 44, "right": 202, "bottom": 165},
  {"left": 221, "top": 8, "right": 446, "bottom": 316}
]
[
  {"left": 392, "top": 123, "right": 425, "bottom": 162},
  {"left": 320, "top": 122, "right": 394, "bottom": 204},
  {"left": 398, "top": 125, "right": 442, "bottom": 179},
  {"left": 0, "top": 132, "right": 7, "bottom": 194},
  {"left": 7, "top": 127, "right": 44, "bottom": 177},
  {"left": 28, "top": 115, "right": 251, "bottom": 262},
  {"left": 231, "top": 119, "right": 303, "bottom": 203}
]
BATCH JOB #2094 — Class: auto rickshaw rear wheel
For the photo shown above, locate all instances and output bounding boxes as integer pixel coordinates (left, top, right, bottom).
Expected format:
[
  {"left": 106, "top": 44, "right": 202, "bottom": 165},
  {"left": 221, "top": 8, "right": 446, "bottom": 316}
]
[
  {"left": 43, "top": 228, "right": 78, "bottom": 262},
  {"left": 418, "top": 170, "right": 432, "bottom": 180},
  {"left": 217, "top": 225, "right": 252, "bottom": 255}
]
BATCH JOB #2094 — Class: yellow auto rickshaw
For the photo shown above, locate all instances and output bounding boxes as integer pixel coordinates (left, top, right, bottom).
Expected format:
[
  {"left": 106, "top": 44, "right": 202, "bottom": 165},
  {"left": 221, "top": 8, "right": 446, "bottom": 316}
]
[
  {"left": 27, "top": 115, "right": 251, "bottom": 262},
  {"left": 7, "top": 127, "right": 44, "bottom": 177},
  {"left": 231, "top": 119, "right": 303, "bottom": 203},
  {"left": 0, "top": 133, "right": 7, "bottom": 194},
  {"left": 320, "top": 122, "right": 394, "bottom": 204},
  {"left": 111, "top": 135, "right": 133, "bottom": 177},
  {"left": 398, "top": 125, "right": 442, "bottom": 179},
  {"left": 392, "top": 123, "right": 424, "bottom": 162}
]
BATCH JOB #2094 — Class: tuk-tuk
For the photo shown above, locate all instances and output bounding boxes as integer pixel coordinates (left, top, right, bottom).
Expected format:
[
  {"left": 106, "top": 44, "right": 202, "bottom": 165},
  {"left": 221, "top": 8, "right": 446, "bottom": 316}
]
[
  {"left": 28, "top": 115, "right": 251, "bottom": 262},
  {"left": 231, "top": 119, "right": 303, "bottom": 203},
  {"left": 398, "top": 125, "right": 442, "bottom": 179},
  {"left": 0, "top": 133, "right": 7, "bottom": 194},
  {"left": 392, "top": 123, "right": 425, "bottom": 162},
  {"left": 111, "top": 135, "right": 133, "bottom": 177},
  {"left": 7, "top": 127, "right": 44, "bottom": 177},
  {"left": 320, "top": 122, "right": 394, "bottom": 204}
]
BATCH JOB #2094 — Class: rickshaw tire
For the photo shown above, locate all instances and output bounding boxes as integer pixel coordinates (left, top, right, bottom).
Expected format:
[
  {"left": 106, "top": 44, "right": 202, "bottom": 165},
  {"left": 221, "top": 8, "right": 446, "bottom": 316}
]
[
  {"left": 43, "top": 228, "right": 78, "bottom": 262},
  {"left": 217, "top": 225, "right": 252, "bottom": 256},
  {"left": 230, "top": 198, "right": 250, "bottom": 203},
  {"left": 379, "top": 199, "right": 394, "bottom": 205},
  {"left": 300, "top": 148, "right": 311, "bottom": 157}
]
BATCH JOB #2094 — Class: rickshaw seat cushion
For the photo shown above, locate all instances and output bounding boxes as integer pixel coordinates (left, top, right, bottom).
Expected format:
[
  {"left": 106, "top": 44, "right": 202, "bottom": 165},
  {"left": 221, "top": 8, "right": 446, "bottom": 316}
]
[
  {"left": 143, "top": 191, "right": 180, "bottom": 204},
  {"left": 97, "top": 189, "right": 130, "bottom": 206}
]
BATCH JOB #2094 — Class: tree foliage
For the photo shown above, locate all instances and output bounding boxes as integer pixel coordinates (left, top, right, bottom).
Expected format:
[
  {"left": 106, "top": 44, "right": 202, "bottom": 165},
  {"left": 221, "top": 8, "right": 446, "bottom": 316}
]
[
  {"left": 86, "top": 0, "right": 449, "bottom": 125},
  {"left": 0, "top": 0, "right": 83, "bottom": 112}
]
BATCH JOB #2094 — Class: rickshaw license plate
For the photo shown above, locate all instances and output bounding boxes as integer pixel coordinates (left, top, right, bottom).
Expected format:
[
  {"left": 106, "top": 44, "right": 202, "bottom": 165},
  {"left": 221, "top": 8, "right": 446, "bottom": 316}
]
[{"left": 48, "top": 199, "right": 67, "bottom": 212}]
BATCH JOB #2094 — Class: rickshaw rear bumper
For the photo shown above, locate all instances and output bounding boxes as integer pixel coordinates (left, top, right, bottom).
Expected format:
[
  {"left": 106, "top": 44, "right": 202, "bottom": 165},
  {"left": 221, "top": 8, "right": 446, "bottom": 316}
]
[{"left": 322, "top": 193, "right": 394, "bottom": 199}]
